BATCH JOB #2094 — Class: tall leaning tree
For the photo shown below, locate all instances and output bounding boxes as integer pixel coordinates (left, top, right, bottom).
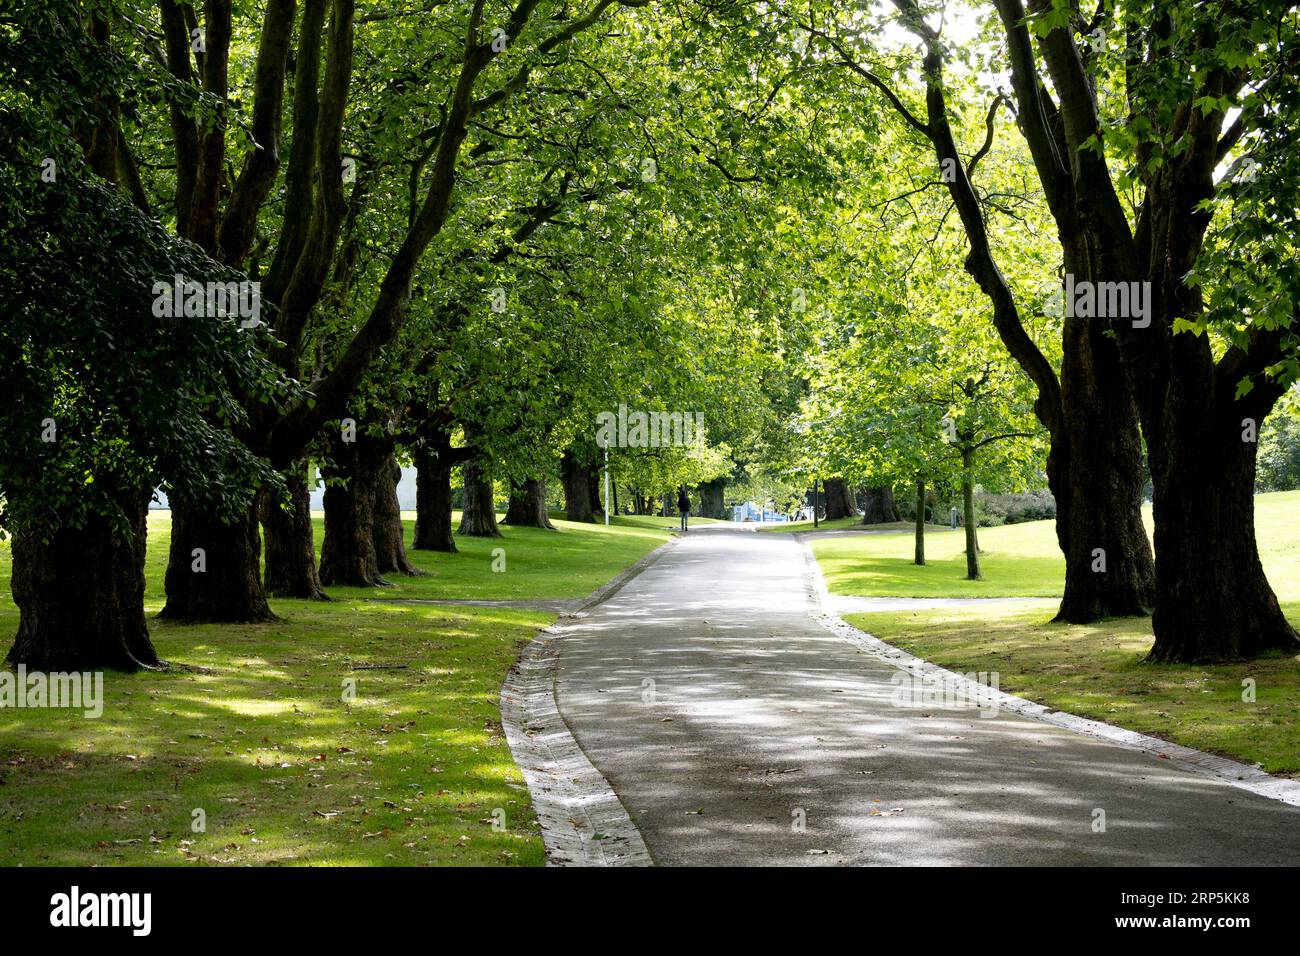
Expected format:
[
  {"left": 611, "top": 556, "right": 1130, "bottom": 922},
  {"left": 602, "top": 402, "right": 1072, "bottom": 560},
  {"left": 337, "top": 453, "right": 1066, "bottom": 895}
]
[
  {"left": 985, "top": 0, "right": 1299, "bottom": 660},
  {"left": 796, "top": 0, "right": 1157, "bottom": 622}
]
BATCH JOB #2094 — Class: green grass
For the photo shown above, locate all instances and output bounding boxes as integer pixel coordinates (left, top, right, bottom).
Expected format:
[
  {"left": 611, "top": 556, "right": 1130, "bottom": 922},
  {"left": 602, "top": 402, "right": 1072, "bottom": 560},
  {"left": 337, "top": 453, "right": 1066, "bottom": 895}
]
[
  {"left": 758, "top": 517, "right": 940, "bottom": 533},
  {"left": 813, "top": 491, "right": 1300, "bottom": 599},
  {"left": 834, "top": 491, "right": 1300, "bottom": 775},
  {"left": 813, "top": 520, "right": 1066, "bottom": 597},
  {"left": 0, "top": 510, "right": 671, "bottom": 865},
  {"left": 326, "top": 511, "right": 673, "bottom": 602},
  {"left": 848, "top": 600, "right": 1300, "bottom": 775}
]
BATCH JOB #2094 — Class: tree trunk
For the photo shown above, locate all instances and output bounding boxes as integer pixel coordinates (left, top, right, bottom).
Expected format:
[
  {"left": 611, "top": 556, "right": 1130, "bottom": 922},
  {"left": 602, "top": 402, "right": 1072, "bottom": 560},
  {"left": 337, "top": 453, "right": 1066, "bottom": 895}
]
[
  {"left": 1143, "top": 396, "right": 1299, "bottom": 661},
  {"left": 1051, "top": 318, "right": 1156, "bottom": 622},
  {"left": 7, "top": 487, "right": 162, "bottom": 672},
  {"left": 160, "top": 496, "right": 273, "bottom": 622},
  {"left": 611, "top": 479, "right": 620, "bottom": 517},
  {"left": 990, "top": 0, "right": 1288, "bottom": 658},
  {"left": 697, "top": 477, "right": 726, "bottom": 519},
  {"left": 413, "top": 440, "right": 457, "bottom": 552},
  {"left": 458, "top": 458, "right": 501, "bottom": 537},
  {"left": 261, "top": 463, "right": 330, "bottom": 600},
  {"left": 588, "top": 466, "right": 605, "bottom": 520},
  {"left": 823, "top": 478, "right": 856, "bottom": 520},
  {"left": 561, "top": 450, "right": 598, "bottom": 522},
  {"left": 319, "top": 437, "right": 388, "bottom": 588},
  {"left": 1125, "top": 166, "right": 1291, "bottom": 660},
  {"left": 633, "top": 491, "right": 647, "bottom": 516},
  {"left": 504, "top": 478, "right": 556, "bottom": 529},
  {"left": 913, "top": 478, "right": 925, "bottom": 566},
  {"left": 860, "top": 485, "right": 901, "bottom": 524},
  {"left": 961, "top": 450, "right": 980, "bottom": 580},
  {"left": 373, "top": 454, "right": 420, "bottom": 575}
]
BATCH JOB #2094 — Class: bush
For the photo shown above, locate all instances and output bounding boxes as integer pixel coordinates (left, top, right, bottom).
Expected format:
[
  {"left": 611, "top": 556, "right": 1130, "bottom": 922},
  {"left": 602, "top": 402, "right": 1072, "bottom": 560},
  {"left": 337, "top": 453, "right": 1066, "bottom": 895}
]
[{"left": 976, "top": 491, "right": 1056, "bottom": 525}]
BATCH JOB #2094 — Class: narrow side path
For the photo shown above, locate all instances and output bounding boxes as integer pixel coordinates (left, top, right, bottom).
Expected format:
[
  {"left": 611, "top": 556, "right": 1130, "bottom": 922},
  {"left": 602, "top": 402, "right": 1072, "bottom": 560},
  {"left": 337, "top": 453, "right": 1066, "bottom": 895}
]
[{"left": 554, "top": 528, "right": 1300, "bottom": 865}]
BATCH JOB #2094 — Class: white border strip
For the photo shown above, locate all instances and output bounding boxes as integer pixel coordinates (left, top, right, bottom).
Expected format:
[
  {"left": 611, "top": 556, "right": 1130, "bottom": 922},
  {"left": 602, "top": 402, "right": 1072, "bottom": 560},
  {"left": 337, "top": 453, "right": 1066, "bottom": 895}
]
[
  {"left": 798, "top": 539, "right": 1300, "bottom": 808},
  {"left": 499, "top": 537, "right": 680, "bottom": 866}
]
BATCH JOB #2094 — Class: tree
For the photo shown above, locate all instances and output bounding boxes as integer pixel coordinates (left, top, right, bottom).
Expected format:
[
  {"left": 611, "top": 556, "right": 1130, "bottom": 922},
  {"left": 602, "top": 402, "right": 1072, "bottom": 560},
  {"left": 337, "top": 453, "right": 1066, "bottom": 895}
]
[
  {"left": 76, "top": 0, "right": 656, "bottom": 621},
  {"left": 0, "top": 21, "right": 284, "bottom": 668},
  {"left": 793, "top": 0, "right": 1156, "bottom": 622},
  {"left": 986, "top": 0, "right": 1299, "bottom": 660}
]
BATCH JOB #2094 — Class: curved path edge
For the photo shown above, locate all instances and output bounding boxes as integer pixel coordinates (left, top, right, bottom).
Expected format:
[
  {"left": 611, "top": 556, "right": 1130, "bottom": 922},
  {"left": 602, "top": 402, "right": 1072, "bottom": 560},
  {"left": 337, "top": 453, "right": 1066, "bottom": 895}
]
[
  {"left": 797, "top": 540, "right": 1300, "bottom": 809},
  {"left": 499, "top": 535, "right": 681, "bottom": 866}
]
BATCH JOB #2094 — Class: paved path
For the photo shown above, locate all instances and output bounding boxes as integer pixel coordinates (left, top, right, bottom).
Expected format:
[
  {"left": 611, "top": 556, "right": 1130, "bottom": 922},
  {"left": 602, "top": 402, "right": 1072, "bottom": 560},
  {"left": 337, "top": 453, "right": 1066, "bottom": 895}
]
[{"left": 554, "top": 528, "right": 1300, "bottom": 865}]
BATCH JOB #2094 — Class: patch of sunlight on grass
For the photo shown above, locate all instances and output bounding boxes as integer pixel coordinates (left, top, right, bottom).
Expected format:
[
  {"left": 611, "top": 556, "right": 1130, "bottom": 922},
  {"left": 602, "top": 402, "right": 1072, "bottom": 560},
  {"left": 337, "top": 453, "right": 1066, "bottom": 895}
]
[
  {"left": 815, "top": 490, "right": 1300, "bottom": 601},
  {"left": 214, "top": 699, "right": 306, "bottom": 717},
  {"left": 850, "top": 598, "right": 1300, "bottom": 774},
  {"left": 0, "top": 582, "right": 552, "bottom": 865}
]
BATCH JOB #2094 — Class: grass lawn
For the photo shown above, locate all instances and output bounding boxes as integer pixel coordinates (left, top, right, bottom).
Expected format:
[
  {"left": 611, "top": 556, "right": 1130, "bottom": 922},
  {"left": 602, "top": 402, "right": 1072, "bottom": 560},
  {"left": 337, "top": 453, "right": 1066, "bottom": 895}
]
[
  {"left": 813, "top": 521, "right": 1065, "bottom": 597},
  {"left": 759, "top": 517, "right": 944, "bottom": 534},
  {"left": 835, "top": 491, "right": 1300, "bottom": 775},
  {"left": 326, "top": 511, "right": 674, "bottom": 602},
  {"left": 848, "top": 600, "right": 1300, "bottom": 775},
  {"left": 0, "top": 510, "right": 671, "bottom": 865},
  {"left": 813, "top": 490, "right": 1300, "bottom": 600}
]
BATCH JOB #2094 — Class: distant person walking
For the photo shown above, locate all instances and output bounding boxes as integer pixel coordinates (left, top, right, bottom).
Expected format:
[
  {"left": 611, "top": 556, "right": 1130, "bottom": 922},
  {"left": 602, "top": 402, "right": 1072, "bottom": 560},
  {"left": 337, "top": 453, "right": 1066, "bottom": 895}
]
[{"left": 677, "top": 486, "right": 691, "bottom": 533}]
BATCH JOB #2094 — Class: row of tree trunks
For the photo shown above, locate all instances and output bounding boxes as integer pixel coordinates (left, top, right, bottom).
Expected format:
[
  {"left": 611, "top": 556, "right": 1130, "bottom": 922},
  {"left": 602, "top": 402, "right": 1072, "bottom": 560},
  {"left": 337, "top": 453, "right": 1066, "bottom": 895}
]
[
  {"left": 7, "top": 485, "right": 162, "bottom": 672},
  {"left": 261, "top": 463, "right": 329, "bottom": 600},
  {"left": 504, "top": 478, "right": 555, "bottom": 529},
  {"left": 859, "top": 485, "right": 900, "bottom": 525},
  {"left": 697, "top": 477, "right": 726, "bottom": 519},
  {"left": 458, "top": 458, "right": 501, "bottom": 537},
  {"left": 561, "top": 449, "right": 599, "bottom": 522},
  {"left": 823, "top": 478, "right": 856, "bottom": 520}
]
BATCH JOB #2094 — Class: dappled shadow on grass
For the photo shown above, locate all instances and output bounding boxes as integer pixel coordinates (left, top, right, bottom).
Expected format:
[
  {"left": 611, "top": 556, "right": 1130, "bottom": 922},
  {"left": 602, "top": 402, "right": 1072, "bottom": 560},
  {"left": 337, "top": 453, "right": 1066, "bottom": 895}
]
[
  {"left": 0, "top": 508, "right": 674, "bottom": 865},
  {"left": 853, "top": 601, "right": 1300, "bottom": 775},
  {"left": 0, "top": 600, "right": 550, "bottom": 866}
]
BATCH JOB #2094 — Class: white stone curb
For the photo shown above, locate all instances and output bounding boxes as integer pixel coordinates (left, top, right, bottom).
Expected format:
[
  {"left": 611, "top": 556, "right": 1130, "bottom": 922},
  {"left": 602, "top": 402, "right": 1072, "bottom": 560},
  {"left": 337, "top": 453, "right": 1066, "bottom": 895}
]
[
  {"left": 499, "top": 537, "right": 680, "bottom": 866},
  {"left": 797, "top": 539, "right": 1300, "bottom": 809}
]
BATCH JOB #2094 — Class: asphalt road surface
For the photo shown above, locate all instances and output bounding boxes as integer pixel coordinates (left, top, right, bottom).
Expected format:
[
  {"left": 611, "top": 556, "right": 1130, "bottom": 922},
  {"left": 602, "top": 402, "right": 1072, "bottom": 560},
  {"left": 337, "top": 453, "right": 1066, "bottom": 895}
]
[{"left": 554, "top": 527, "right": 1300, "bottom": 865}]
